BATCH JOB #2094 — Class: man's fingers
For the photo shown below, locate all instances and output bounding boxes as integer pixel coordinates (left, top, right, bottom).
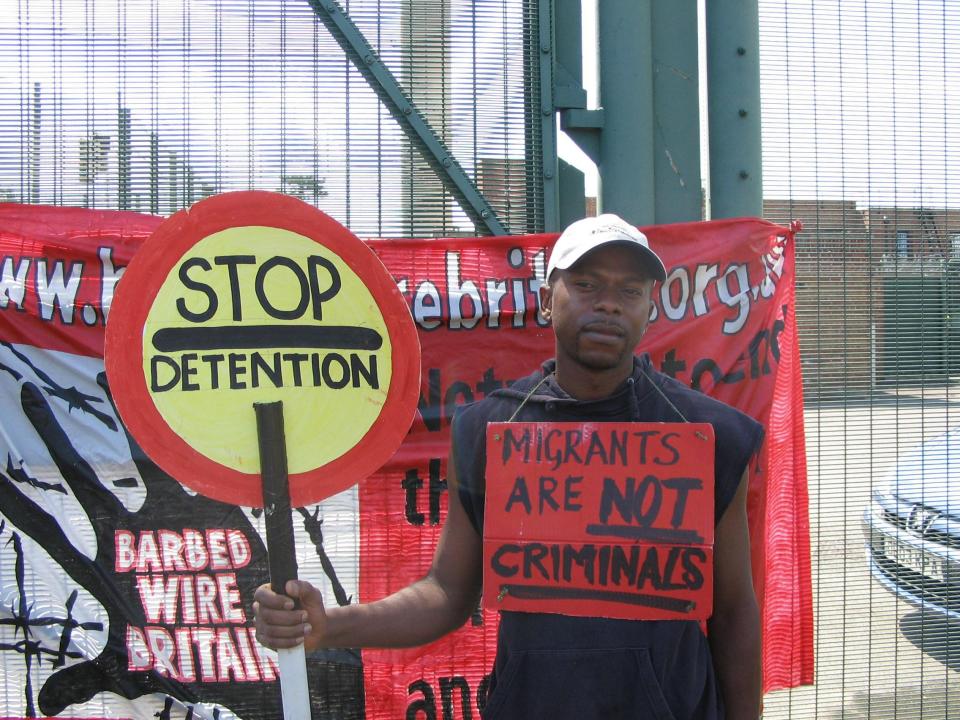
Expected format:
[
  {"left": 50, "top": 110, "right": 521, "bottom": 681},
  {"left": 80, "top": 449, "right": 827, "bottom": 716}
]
[
  {"left": 253, "top": 601, "right": 310, "bottom": 649},
  {"left": 253, "top": 580, "right": 325, "bottom": 650},
  {"left": 253, "top": 583, "right": 295, "bottom": 610},
  {"left": 255, "top": 619, "right": 312, "bottom": 649},
  {"left": 285, "top": 579, "right": 323, "bottom": 605},
  {"left": 254, "top": 601, "right": 307, "bottom": 626}
]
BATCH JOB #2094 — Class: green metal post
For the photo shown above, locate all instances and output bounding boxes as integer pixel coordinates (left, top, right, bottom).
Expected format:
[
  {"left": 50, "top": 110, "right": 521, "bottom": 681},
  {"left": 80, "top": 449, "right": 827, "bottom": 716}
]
[
  {"left": 597, "top": 0, "right": 655, "bottom": 225},
  {"left": 651, "top": 1, "right": 701, "bottom": 223},
  {"left": 538, "top": 0, "right": 559, "bottom": 232},
  {"left": 706, "top": 0, "right": 762, "bottom": 218},
  {"left": 559, "top": 158, "right": 586, "bottom": 229},
  {"left": 554, "top": 0, "right": 586, "bottom": 228}
]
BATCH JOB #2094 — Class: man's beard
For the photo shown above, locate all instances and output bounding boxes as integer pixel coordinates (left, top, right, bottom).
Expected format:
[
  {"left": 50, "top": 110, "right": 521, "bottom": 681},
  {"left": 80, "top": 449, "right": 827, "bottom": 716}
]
[{"left": 573, "top": 342, "right": 631, "bottom": 371}]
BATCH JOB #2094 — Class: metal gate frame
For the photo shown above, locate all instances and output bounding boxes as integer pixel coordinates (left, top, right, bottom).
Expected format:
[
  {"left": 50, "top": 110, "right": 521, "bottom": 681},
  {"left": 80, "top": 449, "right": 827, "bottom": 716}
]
[{"left": 305, "top": 0, "right": 762, "bottom": 232}]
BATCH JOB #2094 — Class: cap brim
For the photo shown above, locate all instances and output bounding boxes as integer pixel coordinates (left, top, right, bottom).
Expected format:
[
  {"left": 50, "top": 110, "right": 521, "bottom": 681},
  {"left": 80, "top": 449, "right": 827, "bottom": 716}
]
[{"left": 634, "top": 245, "right": 667, "bottom": 281}]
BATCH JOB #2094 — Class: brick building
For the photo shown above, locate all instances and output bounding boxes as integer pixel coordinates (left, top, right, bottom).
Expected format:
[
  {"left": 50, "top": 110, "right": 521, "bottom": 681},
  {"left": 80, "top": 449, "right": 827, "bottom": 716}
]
[{"left": 764, "top": 199, "right": 960, "bottom": 395}]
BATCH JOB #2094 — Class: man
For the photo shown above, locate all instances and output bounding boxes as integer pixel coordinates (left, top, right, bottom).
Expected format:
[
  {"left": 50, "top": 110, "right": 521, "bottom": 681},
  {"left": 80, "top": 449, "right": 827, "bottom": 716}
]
[{"left": 254, "top": 214, "right": 763, "bottom": 719}]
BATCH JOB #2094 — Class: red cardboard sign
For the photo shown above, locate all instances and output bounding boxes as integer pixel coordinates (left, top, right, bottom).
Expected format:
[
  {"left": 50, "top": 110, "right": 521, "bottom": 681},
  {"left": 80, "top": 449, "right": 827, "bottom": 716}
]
[{"left": 483, "top": 422, "right": 715, "bottom": 621}]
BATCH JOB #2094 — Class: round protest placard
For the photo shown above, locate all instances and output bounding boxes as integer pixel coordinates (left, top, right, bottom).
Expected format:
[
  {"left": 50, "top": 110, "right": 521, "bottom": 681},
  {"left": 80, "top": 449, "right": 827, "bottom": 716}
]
[{"left": 105, "top": 191, "right": 420, "bottom": 507}]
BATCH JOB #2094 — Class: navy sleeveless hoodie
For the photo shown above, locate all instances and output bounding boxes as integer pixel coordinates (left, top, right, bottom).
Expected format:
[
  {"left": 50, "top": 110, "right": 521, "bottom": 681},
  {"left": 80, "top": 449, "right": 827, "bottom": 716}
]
[{"left": 452, "top": 355, "right": 763, "bottom": 720}]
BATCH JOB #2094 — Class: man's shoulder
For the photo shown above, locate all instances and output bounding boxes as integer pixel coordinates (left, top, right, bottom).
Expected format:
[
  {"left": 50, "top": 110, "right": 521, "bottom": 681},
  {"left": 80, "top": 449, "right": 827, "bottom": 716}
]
[{"left": 453, "top": 366, "right": 546, "bottom": 425}]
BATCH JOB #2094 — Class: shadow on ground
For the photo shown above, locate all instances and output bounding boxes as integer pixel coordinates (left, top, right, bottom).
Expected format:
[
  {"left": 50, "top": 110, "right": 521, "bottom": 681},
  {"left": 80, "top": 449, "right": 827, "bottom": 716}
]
[
  {"left": 816, "top": 612, "right": 960, "bottom": 719},
  {"left": 900, "top": 610, "right": 960, "bottom": 672},
  {"left": 822, "top": 680, "right": 960, "bottom": 719}
]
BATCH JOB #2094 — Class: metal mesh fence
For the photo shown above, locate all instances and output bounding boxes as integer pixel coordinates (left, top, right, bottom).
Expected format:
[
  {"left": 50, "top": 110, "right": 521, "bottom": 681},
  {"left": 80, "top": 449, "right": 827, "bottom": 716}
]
[
  {"left": 3, "top": 0, "right": 960, "bottom": 717},
  {"left": 760, "top": 1, "right": 960, "bottom": 717}
]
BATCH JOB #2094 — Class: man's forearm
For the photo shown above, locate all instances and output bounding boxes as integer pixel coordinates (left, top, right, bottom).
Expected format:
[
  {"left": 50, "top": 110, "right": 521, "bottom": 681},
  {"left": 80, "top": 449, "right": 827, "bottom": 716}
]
[
  {"left": 708, "top": 600, "right": 762, "bottom": 720},
  {"left": 315, "top": 573, "right": 477, "bottom": 651}
]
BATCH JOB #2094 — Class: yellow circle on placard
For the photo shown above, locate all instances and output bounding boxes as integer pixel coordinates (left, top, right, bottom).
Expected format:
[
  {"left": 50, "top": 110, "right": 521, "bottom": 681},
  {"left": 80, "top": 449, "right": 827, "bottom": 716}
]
[{"left": 142, "top": 226, "right": 392, "bottom": 475}]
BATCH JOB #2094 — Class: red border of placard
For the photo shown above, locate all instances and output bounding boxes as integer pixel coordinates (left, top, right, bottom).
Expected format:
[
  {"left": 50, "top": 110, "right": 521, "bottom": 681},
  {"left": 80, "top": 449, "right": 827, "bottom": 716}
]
[{"left": 104, "top": 191, "right": 420, "bottom": 507}]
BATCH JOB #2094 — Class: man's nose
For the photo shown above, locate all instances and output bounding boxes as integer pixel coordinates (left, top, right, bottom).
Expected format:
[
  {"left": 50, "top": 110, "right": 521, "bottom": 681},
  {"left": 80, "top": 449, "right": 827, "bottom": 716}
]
[{"left": 592, "top": 286, "right": 622, "bottom": 313}]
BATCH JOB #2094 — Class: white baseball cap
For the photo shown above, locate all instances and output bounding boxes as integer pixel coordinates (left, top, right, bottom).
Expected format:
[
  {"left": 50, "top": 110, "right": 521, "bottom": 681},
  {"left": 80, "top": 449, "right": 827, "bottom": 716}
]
[{"left": 546, "top": 213, "right": 667, "bottom": 282}]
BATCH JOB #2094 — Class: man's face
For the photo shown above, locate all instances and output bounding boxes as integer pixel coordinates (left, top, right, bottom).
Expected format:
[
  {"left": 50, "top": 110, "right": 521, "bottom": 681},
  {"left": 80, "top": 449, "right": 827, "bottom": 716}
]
[{"left": 540, "top": 244, "right": 656, "bottom": 374}]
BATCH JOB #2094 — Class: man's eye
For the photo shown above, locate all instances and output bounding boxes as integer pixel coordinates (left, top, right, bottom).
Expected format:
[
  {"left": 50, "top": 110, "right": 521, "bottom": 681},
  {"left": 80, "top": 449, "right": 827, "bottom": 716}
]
[{"left": 623, "top": 287, "right": 645, "bottom": 297}]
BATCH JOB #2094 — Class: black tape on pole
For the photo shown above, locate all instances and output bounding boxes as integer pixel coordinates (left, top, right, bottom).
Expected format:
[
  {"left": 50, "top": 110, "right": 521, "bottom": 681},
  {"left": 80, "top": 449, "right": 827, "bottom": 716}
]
[{"left": 255, "top": 401, "right": 300, "bottom": 597}]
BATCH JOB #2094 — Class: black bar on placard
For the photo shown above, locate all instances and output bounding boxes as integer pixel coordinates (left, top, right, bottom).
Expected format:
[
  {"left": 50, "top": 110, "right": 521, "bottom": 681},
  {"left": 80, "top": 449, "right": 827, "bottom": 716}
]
[
  {"left": 255, "top": 401, "right": 299, "bottom": 596},
  {"left": 153, "top": 325, "right": 383, "bottom": 352},
  {"left": 500, "top": 584, "right": 695, "bottom": 613},
  {"left": 584, "top": 524, "right": 704, "bottom": 544}
]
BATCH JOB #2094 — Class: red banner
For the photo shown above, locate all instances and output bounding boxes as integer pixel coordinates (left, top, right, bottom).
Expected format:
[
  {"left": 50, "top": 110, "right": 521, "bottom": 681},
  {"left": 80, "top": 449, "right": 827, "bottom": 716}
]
[{"left": 0, "top": 203, "right": 811, "bottom": 719}]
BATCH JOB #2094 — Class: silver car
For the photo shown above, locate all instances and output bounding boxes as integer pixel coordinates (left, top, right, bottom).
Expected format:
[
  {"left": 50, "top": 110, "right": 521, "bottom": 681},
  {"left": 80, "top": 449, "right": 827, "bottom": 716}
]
[{"left": 863, "top": 426, "right": 960, "bottom": 620}]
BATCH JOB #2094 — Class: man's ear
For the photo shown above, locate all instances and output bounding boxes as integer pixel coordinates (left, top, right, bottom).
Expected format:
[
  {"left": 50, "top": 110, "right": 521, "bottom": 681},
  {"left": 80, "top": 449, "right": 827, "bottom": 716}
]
[{"left": 539, "top": 282, "right": 553, "bottom": 322}]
